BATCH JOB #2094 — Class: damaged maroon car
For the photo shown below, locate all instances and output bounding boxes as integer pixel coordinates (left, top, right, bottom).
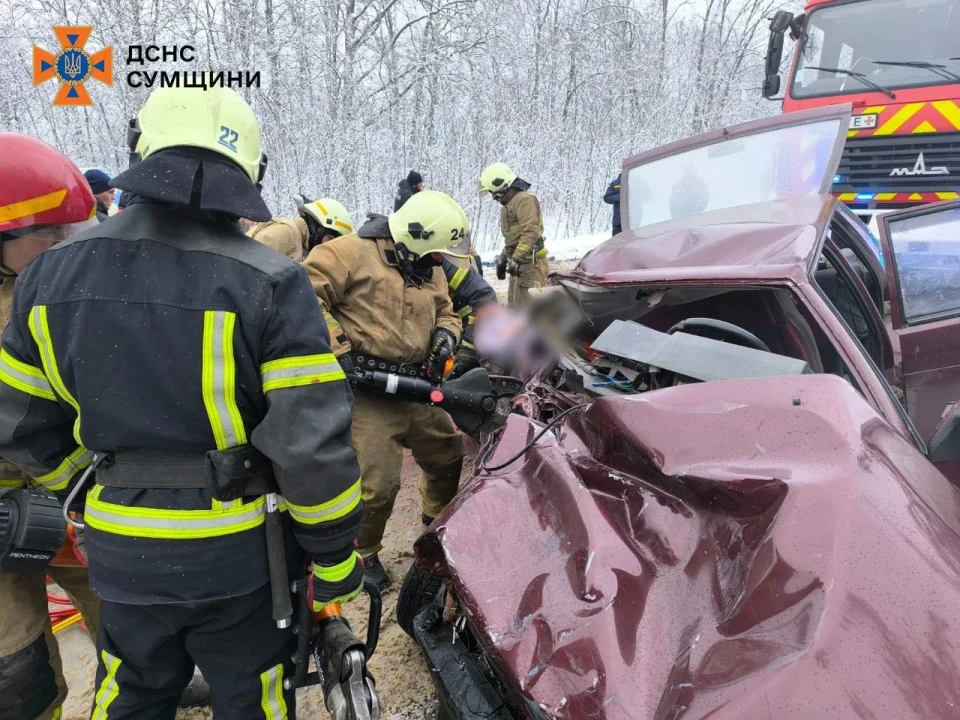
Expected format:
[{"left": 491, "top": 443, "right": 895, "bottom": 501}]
[{"left": 398, "top": 105, "right": 960, "bottom": 720}]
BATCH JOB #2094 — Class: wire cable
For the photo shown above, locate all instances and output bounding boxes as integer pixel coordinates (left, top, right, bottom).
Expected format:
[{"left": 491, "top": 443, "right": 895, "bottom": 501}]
[{"left": 477, "top": 403, "right": 591, "bottom": 473}]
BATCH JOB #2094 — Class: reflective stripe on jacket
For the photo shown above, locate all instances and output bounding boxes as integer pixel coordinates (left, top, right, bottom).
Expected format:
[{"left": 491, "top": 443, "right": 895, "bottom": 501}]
[
  {"left": 440, "top": 258, "right": 497, "bottom": 349},
  {"left": 499, "top": 189, "right": 545, "bottom": 264},
  {"left": 0, "top": 202, "right": 361, "bottom": 603}
]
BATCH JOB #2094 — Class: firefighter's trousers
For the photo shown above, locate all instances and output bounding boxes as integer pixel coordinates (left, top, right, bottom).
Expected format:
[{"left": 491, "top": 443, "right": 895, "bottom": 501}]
[
  {"left": 507, "top": 256, "right": 549, "bottom": 308},
  {"left": 353, "top": 391, "right": 464, "bottom": 557},
  {"left": 91, "top": 584, "right": 295, "bottom": 719},
  {"left": 0, "top": 566, "right": 100, "bottom": 720}
]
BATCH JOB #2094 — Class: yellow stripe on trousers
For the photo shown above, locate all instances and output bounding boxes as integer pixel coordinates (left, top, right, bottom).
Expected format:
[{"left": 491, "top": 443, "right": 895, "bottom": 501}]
[
  {"left": 260, "top": 664, "right": 288, "bottom": 719},
  {"left": 92, "top": 650, "right": 122, "bottom": 720}
]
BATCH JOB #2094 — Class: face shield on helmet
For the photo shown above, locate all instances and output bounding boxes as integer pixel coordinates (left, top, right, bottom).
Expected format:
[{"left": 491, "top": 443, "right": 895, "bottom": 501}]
[
  {"left": 0, "top": 133, "right": 98, "bottom": 264},
  {"left": 387, "top": 190, "right": 471, "bottom": 260}
]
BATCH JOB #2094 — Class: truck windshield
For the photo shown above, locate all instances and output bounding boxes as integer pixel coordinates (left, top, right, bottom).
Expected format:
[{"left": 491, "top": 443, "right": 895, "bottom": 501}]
[{"left": 791, "top": 0, "right": 960, "bottom": 99}]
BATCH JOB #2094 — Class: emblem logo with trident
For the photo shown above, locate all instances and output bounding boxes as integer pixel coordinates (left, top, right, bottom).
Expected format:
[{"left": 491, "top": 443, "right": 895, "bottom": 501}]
[{"left": 33, "top": 26, "right": 113, "bottom": 107}]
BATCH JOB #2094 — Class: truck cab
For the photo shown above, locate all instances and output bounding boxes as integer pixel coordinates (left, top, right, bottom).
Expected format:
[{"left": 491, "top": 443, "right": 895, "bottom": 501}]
[{"left": 763, "top": 0, "right": 960, "bottom": 229}]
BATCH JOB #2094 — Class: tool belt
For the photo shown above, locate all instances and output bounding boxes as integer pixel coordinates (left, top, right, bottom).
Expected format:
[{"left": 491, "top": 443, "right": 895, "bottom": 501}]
[
  {"left": 94, "top": 446, "right": 278, "bottom": 501},
  {"left": 349, "top": 352, "right": 429, "bottom": 379}
]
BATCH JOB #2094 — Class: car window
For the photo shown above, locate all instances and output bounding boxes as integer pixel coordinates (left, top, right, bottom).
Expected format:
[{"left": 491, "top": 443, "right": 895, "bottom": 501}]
[
  {"left": 812, "top": 243, "right": 885, "bottom": 368},
  {"left": 886, "top": 206, "right": 960, "bottom": 324},
  {"left": 809, "top": 270, "right": 926, "bottom": 451},
  {"left": 625, "top": 117, "right": 844, "bottom": 230},
  {"left": 829, "top": 210, "right": 885, "bottom": 310}
]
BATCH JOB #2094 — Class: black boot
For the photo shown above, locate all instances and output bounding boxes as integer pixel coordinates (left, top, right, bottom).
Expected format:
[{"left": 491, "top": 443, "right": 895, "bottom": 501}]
[
  {"left": 178, "top": 674, "right": 211, "bottom": 708},
  {"left": 362, "top": 554, "right": 392, "bottom": 592}
]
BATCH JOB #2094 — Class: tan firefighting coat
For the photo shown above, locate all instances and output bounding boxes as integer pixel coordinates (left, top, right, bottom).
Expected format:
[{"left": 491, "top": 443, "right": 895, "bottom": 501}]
[
  {"left": 498, "top": 188, "right": 545, "bottom": 264},
  {"left": 248, "top": 216, "right": 309, "bottom": 261},
  {"left": 0, "top": 270, "right": 25, "bottom": 488},
  {"left": 302, "top": 217, "right": 462, "bottom": 363}
]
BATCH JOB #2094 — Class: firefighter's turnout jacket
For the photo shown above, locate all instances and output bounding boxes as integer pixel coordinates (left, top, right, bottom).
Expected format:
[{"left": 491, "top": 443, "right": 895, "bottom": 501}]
[
  {"left": 0, "top": 202, "right": 362, "bottom": 604},
  {"left": 0, "top": 270, "right": 25, "bottom": 490},
  {"left": 303, "top": 215, "right": 462, "bottom": 362},
  {"left": 248, "top": 216, "right": 309, "bottom": 261},
  {"left": 439, "top": 258, "right": 496, "bottom": 360},
  {"left": 498, "top": 188, "right": 546, "bottom": 265}
]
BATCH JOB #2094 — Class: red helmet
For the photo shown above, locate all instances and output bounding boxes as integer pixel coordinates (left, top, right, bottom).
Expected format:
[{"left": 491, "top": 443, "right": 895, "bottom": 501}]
[{"left": 0, "top": 133, "right": 96, "bottom": 235}]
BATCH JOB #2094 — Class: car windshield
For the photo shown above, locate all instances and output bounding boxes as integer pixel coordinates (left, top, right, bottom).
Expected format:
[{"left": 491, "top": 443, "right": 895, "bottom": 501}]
[
  {"left": 625, "top": 117, "right": 844, "bottom": 230},
  {"left": 792, "top": 0, "right": 960, "bottom": 99},
  {"left": 887, "top": 205, "right": 960, "bottom": 322}
]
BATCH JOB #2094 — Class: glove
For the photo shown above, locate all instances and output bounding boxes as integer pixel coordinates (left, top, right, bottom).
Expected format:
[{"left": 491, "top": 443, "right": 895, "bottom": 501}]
[
  {"left": 507, "top": 261, "right": 522, "bottom": 277},
  {"left": 336, "top": 353, "right": 355, "bottom": 377},
  {"left": 496, "top": 258, "right": 507, "bottom": 281},
  {"left": 449, "top": 347, "right": 478, "bottom": 379},
  {"left": 428, "top": 327, "right": 458, "bottom": 378},
  {"left": 312, "top": 551, "right": 364, "bottom": 611}
]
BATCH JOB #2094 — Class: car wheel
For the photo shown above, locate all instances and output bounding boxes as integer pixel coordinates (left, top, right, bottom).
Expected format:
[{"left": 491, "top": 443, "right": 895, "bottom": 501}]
[{"left": 397, "top": 562, "right": 443, "bottom": 637}]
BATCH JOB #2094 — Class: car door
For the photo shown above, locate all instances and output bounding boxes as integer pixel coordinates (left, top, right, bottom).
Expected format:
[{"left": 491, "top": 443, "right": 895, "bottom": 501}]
[{"left": 877, "top": 199, "right": 960, "bottom": 443}]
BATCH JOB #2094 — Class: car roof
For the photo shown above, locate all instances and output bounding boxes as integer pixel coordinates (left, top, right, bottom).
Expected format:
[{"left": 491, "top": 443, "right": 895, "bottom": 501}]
[{"left": 570, "top": 194, "right": 836, "bottom": 285}]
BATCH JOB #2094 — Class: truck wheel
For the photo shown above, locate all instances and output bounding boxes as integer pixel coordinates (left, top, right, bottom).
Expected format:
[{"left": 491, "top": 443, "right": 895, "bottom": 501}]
[{"left": 397, "top": 562, "right": 443, "bottom": 637}]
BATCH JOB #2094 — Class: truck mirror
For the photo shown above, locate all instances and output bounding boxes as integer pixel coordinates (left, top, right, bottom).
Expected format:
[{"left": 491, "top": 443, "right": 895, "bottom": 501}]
[
  {"left": 770, "top": 10, "right": 794, "bottom": 34},
  {"left": 929, "top": 402, "right": 960, "bottom": 462},
  {"left": 763, "top": 74, "right": 782, "bottom": 98},
  {"left": 762, "top": 31, "right": 785, "bottom": 99}
]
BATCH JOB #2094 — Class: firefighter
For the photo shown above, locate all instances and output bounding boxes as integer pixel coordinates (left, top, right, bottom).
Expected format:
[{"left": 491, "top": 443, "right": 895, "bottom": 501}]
[
  {"left": 441, "top": 250, "right": 498, "bottom": 378},
  {"left": 303, "top": 190, "right": 468, "bottom": 590},
  {"left": 0, "top": 86, "right": 363, "bottom": 717},
  {"left": 0, "top": 132, "right": 102, "bottom": 720},
  {"left": 480, "top": 162, "right": 549, "bottom": 308},
  {"left": 248, "top": 195, "right": 353, "bottom": 261}
]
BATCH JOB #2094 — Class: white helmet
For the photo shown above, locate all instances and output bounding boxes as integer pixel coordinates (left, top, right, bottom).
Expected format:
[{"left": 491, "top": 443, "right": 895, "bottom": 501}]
[
  {"left": 295, "top": 195, "right": 353, "bottom": 237},
  {"left": 388, "top": 190, "right": 470, "bottom": 258}
]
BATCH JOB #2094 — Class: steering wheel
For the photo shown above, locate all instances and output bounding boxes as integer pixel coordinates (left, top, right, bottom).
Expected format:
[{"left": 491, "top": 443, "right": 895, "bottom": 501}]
[{"left": 666, "top": 318, "right": 771, "bottom": 353}]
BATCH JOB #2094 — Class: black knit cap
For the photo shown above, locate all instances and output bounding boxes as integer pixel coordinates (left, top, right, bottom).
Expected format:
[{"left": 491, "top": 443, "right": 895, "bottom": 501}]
[{"left": 407, "top": 170, "right": 423, "bottom": 186}]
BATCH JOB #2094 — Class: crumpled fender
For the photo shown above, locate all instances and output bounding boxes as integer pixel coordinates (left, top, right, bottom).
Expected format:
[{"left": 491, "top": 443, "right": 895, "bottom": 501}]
[{"left": 417, "top": 374, "right": 960, "bottom": 719}]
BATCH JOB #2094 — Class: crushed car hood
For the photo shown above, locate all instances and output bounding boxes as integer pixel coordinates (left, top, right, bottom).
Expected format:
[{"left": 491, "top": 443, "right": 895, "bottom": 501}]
[{"left": 418, "top": 374, "right": 960, "bottom": 719}]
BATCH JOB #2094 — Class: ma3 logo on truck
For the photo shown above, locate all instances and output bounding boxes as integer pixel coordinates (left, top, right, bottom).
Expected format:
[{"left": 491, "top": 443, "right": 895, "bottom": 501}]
[
  {"left": 890, "top": 152, "right": 950, "bottom": 177},
  {"left": 33, "top": 26, "right": 113, "bottom": 107}
]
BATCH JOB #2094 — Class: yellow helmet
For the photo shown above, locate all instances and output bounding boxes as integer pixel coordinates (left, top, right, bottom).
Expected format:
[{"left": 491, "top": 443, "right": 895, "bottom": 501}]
[
  {"left": 128, "top": 84, "right": 267, "bottom": 184},
  {"left": 296, "top": 196, "right": 354, "bottom": 237},
  {"left": 479, "top": 162, "right": 517, "bottom": 195},
  {"left": 388, "top": 190, "right": 470, "bottom": 258}
]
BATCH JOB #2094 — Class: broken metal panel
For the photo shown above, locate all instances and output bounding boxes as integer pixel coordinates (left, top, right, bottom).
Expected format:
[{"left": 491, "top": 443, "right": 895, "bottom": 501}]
[{"left": 419, "top": 374, "right": 960, "bottom": 719}]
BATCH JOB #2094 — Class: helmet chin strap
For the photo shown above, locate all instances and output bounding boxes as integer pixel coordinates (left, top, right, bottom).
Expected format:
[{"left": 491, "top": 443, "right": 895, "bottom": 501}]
[{"left": 393, "top": 242, "right": 426, "bottom": 288}]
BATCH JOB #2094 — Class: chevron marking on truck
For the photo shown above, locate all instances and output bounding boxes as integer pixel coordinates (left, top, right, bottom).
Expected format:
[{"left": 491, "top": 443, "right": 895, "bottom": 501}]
[{"left": 849, "top": 101, "right": 960, "bottom": 138}]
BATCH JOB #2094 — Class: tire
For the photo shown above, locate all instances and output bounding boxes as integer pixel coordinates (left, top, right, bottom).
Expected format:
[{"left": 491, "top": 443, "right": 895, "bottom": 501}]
[{"left": 396, "top": 562, "right": 443, "bottom": 637}]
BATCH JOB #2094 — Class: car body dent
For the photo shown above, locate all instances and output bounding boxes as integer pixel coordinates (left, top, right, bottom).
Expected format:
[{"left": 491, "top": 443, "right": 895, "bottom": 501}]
[{"left": 418, "top": 375, "right": 960, "bottom": 719}]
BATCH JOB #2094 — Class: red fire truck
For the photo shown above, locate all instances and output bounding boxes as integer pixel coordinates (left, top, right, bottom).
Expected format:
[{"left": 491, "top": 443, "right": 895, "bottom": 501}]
[{"left": 763, "top": 0, "right": 960, "bottom": 231}]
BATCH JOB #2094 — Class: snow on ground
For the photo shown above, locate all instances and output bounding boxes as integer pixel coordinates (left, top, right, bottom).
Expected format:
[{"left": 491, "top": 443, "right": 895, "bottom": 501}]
[{"left": 478, "top": 231, "right": 609, "bottom": 264}]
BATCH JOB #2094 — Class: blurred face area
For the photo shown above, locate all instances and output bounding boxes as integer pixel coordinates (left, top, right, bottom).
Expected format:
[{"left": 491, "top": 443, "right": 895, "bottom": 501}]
[
  {"left": 96, "top": 189, "right": 116, "bottom": 208},
  {"left": 1, "top": 219, "right": 98, "bottom": 272},
  {"left": 415, "top": 182, "right": 425, "bottom": 191},
  {"left": 239, "top": 218, "right": 258, "bottom": 233}
]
